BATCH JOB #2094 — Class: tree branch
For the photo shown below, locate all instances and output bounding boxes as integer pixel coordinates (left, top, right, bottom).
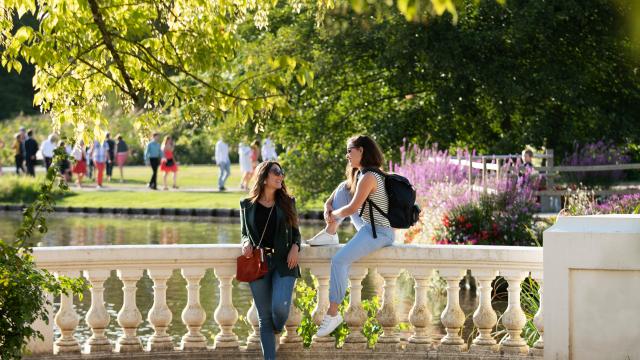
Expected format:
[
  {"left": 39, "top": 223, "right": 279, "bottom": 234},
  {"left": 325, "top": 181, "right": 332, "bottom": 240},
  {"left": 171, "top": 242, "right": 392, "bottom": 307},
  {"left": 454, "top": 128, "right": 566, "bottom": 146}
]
[{"left": 87, "top": 0, "right": 139, "bottom": 103}]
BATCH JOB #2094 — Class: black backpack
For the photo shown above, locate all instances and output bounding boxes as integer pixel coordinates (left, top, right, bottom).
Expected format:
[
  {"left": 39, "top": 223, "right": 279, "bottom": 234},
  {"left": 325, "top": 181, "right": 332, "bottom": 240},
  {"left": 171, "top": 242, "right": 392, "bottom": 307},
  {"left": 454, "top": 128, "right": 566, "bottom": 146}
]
[{"left": 358, "top": 168, "right": 421, "bottom": 238}]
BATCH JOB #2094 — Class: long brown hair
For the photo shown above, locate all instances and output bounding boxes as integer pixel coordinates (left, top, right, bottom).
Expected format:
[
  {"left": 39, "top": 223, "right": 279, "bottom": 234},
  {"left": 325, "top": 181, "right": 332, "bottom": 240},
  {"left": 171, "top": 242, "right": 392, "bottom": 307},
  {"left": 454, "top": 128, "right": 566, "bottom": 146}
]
[
  {"left": 248, "top": 161, "right": 298, "bottom": 227},
  {"left": 345, "top": 135, "right": 385, "bottom": 194}
]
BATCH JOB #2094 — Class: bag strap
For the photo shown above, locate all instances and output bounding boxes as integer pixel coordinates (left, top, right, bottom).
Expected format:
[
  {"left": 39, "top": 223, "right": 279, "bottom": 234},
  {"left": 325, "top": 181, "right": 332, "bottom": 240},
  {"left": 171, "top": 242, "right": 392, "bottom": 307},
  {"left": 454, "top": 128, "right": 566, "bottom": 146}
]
[{"left": 256, "top": 204, "right": 275, "bottom": 249}]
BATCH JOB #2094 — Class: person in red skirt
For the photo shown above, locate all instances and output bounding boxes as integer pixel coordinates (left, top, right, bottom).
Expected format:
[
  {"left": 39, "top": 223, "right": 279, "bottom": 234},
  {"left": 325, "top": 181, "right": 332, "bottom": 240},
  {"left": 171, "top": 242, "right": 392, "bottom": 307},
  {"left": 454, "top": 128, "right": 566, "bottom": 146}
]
[
  {"left": 72, "top": 140, "right": 87, "bottom": 188},
  {"left": 160, "top": 135, "right": 179, "bottom": 190}
]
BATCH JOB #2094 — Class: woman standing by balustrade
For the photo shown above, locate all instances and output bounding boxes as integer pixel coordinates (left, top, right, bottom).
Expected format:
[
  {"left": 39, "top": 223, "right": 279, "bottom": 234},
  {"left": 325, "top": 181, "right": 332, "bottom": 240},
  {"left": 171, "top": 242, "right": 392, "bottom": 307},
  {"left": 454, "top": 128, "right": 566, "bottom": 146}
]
[{"left": 240, "top": 161, "right": 301, "bottom": 360}]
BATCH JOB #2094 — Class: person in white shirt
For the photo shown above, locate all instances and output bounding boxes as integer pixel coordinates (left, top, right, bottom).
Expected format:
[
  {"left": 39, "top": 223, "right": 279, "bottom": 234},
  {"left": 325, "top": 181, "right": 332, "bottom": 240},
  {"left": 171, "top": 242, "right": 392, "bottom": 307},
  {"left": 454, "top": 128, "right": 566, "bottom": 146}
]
[
  {"left": 261, "top": 137, "right": 278, "bottom": 161},
  {"left": 238, "top": 142, "right": 253, "bottom": 190},
  {"left": 215, "top": 138, "right": 231, "bottom": 191},
  {"left": 41, "top": 133, "right": 58, "bottom": 171}
]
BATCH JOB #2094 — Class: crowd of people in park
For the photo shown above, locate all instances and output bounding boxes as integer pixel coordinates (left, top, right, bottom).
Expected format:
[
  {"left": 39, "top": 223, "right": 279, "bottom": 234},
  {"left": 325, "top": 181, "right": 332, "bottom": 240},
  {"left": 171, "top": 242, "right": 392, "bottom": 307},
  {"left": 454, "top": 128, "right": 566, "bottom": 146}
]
[
  {"left": 5, "top": 125, "right": 279, "bottom": 192},
  {"left": 7, "top": 126, "right": 132, "bottom": 188}
]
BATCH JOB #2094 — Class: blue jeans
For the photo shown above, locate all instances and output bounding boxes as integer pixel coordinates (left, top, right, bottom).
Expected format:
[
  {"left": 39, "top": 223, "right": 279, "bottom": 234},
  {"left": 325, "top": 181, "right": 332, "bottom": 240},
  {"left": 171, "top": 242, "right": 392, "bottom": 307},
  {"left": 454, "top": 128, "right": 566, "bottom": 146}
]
[
  {"left": 331, "top": 181, "right": 365, "bottom": 231},
  {"left": 218, "top": 161, "right": 230, "bottom": 189},
  {"left": 249, "top": 257, "right": 296, "bottom": 360},
  {"left": 329, "top": 223, "right": 395, "bottom": 304}
]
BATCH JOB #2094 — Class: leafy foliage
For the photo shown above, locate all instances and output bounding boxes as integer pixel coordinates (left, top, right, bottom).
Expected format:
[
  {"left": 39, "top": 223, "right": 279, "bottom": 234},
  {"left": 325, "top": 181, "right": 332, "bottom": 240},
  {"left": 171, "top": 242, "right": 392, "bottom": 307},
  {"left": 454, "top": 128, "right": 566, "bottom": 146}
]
[
  {"left": 294, "top": 276, "right": 382, "bottom": 348},
  {"left": 561, "top": 141, "right": 631, "bottom": 187},
  {"left": 0, "top": 147, "right": 87, "bottom": 359}
]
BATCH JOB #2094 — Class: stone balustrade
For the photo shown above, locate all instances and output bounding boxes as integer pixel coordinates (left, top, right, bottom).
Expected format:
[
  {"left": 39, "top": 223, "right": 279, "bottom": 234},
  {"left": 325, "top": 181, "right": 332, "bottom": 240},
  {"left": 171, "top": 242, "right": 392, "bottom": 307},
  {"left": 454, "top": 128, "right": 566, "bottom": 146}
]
[{"left": 28, "top": 244, "right": 542, "bottom": 359}]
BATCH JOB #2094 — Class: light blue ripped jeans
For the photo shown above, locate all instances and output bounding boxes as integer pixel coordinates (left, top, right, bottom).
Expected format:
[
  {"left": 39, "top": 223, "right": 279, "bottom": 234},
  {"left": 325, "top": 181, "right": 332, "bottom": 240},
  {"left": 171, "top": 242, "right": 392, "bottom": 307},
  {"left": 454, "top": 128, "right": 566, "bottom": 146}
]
[
  {"left": 249, "top": 256, "right": 296, "bottom": 360},
  {"left": 328, "top": 182, "right": 396, "bottom": 304}
]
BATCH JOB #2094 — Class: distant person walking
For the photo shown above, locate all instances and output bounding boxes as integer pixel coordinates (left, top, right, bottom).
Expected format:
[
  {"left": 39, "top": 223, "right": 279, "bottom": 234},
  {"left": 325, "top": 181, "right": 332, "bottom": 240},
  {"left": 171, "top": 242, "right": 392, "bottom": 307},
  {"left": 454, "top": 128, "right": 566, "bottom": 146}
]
[
  {"left": 24, "top": 129, "right": 39, "bottom": 177},
  {"left": 115, "top": 134, "right": 129, "bottom": 183},
  {"left": 72, "top": 140, "right": 87, "bottom": 188},
  {"left": 145, "top": 133, "right": 162, "bottom": 190},
  {"left": 13, "top": 133, "right": 25, "bottom": 175},
  {"left": 41, "top": 133, "right": 57, "bottom": 171},
  {"left": 215, "top": 138, "right": 231, "bottom": 191},
  {"left": 239, "top": 141, "right": 253, "bottom": 190},
  {"left": 160, "top": 135, "right": 179, "bottom": 190},
  {"left": 251, "top": 140, "right": 261, "bottom": 170},
  {"left": 90, "top": 139, "right": 110, "bottom": 188},
  {"left": 105, "top": 132, "right": 116, "bottom": 182},
  {"left": 261, "top": 137, "right": 278, "bottom": 161}
]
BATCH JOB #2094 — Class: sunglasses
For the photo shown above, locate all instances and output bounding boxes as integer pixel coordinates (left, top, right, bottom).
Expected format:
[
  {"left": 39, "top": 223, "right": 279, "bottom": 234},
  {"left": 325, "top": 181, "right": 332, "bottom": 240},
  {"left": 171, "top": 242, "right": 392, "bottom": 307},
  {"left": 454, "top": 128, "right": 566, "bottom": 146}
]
[
  {"left": 269, "top": 167, "right": 285, "bottom": 177},
  {"left": 347, "top": 146, "right": 359, "bottom": 154}
]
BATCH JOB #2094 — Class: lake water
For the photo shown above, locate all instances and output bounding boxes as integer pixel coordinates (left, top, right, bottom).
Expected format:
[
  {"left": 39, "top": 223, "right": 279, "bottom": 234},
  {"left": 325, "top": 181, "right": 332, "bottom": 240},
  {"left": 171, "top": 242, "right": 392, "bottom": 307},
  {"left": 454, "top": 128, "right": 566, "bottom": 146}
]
[{"left": 0, "top": 213, "right": 481, "bottom": 345}]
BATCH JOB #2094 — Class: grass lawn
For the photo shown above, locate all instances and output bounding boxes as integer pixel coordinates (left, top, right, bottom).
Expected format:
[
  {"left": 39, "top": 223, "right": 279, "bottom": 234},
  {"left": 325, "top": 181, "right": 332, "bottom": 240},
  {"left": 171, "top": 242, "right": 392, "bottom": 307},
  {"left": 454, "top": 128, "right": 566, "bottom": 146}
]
[
  {"left": 57, "top": 191, "right": 246, "bottom": 209},
  {"left": 79, "top": 164, "right": 244, "bottom": 188},
  {"left": 0, "top": 165, "right": 324, "bottom": 210}
]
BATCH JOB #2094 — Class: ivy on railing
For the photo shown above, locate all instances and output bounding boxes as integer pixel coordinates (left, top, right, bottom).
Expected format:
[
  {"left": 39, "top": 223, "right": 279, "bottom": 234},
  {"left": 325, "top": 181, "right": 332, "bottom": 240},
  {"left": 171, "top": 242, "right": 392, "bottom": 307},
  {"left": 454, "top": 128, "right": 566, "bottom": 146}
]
[
  {"left": 0, "top": 146, "right": 87, "bottom": 360},
  {"left": 294, "top": 277, "right": 382, "bottom": 348}
]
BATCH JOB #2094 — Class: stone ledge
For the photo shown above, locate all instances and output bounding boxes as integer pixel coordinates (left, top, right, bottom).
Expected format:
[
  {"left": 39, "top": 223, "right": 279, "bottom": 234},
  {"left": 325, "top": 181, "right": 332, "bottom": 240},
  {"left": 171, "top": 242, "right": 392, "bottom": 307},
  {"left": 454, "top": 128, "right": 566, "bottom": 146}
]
[{"left": 24, "top": 348, "right": 541, "bottom": 360}]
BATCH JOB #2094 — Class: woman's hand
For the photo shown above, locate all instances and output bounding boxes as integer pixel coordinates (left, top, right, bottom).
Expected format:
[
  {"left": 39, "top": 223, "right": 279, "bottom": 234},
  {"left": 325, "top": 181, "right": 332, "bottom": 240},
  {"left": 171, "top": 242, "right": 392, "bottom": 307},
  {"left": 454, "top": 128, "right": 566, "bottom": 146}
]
[
  {"left": 242, "top": 242, "right": 253, "bottom": 258},
  {"left": 324, "top": 204, "right": 334, "bottom": 224},
  {"left": 287, "top": 244, "right": 299, "bottom": 269}
]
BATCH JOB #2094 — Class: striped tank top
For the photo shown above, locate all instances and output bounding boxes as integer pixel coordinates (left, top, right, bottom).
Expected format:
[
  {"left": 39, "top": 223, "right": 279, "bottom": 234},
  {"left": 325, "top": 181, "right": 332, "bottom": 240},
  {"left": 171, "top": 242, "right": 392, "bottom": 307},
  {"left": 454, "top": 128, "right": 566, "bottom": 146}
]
[{"left": 360, "top": 172, "right": 391, "bottom": 228}]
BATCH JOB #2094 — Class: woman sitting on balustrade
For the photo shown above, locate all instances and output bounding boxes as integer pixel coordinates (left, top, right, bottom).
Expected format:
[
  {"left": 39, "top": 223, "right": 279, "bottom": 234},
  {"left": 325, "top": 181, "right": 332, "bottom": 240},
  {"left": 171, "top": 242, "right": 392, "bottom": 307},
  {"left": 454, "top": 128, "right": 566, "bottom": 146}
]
[
  {"left": 308, "top": 135, "right": 396, "bottom": 337},
  {"left": 240, "top": 161, "right": 301, "bottom": 360}
]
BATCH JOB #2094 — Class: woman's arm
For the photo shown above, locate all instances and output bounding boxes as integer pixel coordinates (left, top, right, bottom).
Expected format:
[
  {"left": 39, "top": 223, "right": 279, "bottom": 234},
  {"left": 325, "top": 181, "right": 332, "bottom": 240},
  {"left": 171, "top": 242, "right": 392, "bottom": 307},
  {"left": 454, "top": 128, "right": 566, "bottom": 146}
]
[
  {"left": 240, "top": 201, "right": 254, "bottom": 257},
  {"left": 331, "top": 173, "right": 376, "bottom": 219}
]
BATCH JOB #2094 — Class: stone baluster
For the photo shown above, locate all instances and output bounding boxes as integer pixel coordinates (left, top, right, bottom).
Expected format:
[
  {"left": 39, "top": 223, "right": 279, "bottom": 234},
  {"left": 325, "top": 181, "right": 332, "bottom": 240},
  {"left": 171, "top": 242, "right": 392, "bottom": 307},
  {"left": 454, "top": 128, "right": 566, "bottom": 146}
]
[
  {"left": 280, "top": 286, "right": 303, "bottom": 350},
  {"left": 147, "top": 268, "right": 174, "bottom": 351},
  {"left": 499, "top": 270, "right": 529, "bottom": 354},
  {"left": 83, "top": 270, "right": 112, "bottom": 353},
  {"left": 246, "top": 301, "right": 262, "bottom": 351},
  {"left": 530, "top": 272, "right": 544, "bottom": 356},
  {"left": 469, "top": 269, "right": 499, "bottom": 353},
  {"left": 180, "top": 267, "right": 207, "bottom": 350},
  {"left": 407, "top": 267, "right": 433, "bottom": 352},
  {"left": 54, "top": 270, "right": 81, "bottom": 354},
  {"left": 310, "top": 265, "right": 334, "bottom": 349},
  {"left": 214, "top": 266, "right": 239, "bottom": 349},
  {"left": 115, "top": 269, "right": 143, "bottom": 353},
  {"left": 375, "top": 267, "right": 401, "bottom": 352},
  {"left": 343, "top": 267, "right": 369, "bottom": 350},
  {"left": 438, "top": 268, "right": 467, "bottom": 352}
]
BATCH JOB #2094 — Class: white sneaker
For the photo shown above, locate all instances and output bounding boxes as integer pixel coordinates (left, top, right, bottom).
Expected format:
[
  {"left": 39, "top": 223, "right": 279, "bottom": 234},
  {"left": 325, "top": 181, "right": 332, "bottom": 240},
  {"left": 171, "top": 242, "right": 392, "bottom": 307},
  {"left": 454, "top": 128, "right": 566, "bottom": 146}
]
[
  {"left": 306, "top": 230, "right": 339, "bottom": 246},
  {"left": 315, "top": 314, "right": 343, "bottom": 337}
]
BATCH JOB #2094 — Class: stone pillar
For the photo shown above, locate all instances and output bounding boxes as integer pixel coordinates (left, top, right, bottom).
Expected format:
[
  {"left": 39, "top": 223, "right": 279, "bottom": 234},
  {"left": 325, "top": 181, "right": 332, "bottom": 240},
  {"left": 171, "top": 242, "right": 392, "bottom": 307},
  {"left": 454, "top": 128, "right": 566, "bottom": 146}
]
[
  {"left": 83, "top": 269, "right": 112, "bottom": 353},
  {"left": 180, "top": 267, "right": 207, "bottom": 350},
  {"left": 407, "top": 268, "right": 432, "bottom": 352},
  {"left": 54, "top": 270, "right": 81, "bottom": 354},
  {"left": 500, "top": 270, "right": 529, "bottom": 355},
  {"left": 469, "top": 269, "right": 498, "bottom": 353},
  {"left": 438, "top": 268, "right": 467, "bottom": 352},
  {"left": 115, "top": 269, "right": 143, "bottom": 353},
  {"left": 343, "top": 267, "right": 369, "bottom": 350},
  {"left": 280, "top": 287, "right": 304, "bottom": 351},
  {"left": 214, "top": 266, "right": 239, "bottom": 349},
  {"left": 246, "top": 300, "right": 262, "bottom": 351},
  {"left": 375, "top": 267, "right": 401, "bottom": 352},
  {"left": 310, "top": 265, "right": 334, "bottom": 349},
  {"left": 147, "top": 268, "right": 174, "bottom": 351},
  {"left": 530, "top": 272, "right": 544, "bottom": 356}
]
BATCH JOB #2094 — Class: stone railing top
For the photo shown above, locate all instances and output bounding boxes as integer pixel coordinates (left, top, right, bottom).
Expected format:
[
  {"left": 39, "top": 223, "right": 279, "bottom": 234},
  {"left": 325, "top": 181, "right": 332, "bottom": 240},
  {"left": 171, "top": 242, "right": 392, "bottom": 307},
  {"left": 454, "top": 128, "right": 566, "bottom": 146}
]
[
  {"left": 32, "top": 243, "right": 542, "bottom": 272},
  {"left": 547, "top": 214, "right": 640, "bottom": 234}
]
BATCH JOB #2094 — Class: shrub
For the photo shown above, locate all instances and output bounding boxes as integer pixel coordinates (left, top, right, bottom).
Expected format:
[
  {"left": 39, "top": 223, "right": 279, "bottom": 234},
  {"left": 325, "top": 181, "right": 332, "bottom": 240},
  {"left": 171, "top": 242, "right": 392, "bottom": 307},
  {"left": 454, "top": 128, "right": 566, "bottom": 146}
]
[
  {"left": 432, "top": 170, "right": 540, "bottom": 246},
  {"left": 563, "top": 189, "right": 640, "bottom": 215},
  {"left": 0, "top": 176, "right": 65, "bottom": 204},
  {"left": 561, "top": 140, "right": 631, "bottom": 187},
  {"left": 0, "top": 153, "right": 86, "bottom": 359}
]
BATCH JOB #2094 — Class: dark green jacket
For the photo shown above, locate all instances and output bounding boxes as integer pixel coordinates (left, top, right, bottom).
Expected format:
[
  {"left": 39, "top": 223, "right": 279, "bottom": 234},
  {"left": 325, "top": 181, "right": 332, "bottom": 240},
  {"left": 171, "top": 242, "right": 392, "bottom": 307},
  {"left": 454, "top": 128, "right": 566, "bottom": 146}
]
[{"left": 240, "top": 198, "right": 301, "bottom": 278}]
